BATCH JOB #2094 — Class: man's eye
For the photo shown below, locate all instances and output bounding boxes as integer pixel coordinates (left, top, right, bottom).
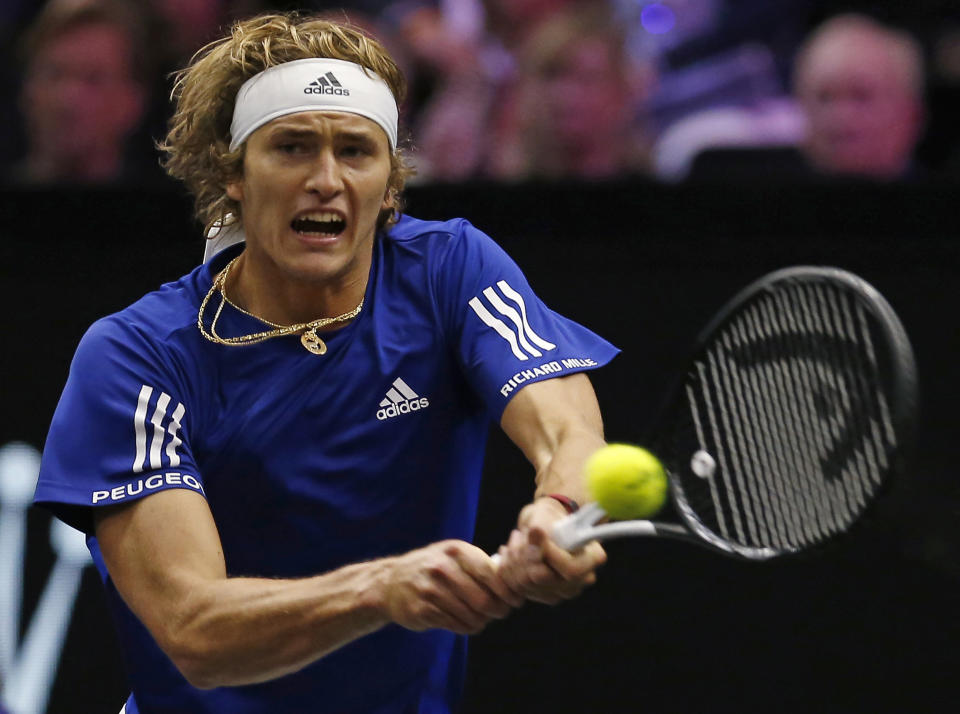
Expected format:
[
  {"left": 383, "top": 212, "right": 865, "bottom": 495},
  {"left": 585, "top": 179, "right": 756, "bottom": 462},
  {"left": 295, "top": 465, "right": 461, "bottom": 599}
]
[{"left": 278, "top": 143, "right": 304, "bottom": 154}]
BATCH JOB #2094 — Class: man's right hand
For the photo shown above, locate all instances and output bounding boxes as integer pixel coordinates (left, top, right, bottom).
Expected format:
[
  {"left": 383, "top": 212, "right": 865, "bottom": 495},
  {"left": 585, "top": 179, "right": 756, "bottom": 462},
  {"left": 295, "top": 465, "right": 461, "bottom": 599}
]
[{"left": 379, "top": 540, "right": 523, "bottom": 635}]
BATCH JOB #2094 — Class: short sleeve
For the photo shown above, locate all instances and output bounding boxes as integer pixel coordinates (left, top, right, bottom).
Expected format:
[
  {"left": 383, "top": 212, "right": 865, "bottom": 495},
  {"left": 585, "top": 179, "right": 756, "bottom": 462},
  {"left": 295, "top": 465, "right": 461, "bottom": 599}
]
[
  {"left": 434, "top": 221, "right": 619, "bottom": 418},
  {"left": 33, "top": 317, "right": 204, "bottom": 533}
]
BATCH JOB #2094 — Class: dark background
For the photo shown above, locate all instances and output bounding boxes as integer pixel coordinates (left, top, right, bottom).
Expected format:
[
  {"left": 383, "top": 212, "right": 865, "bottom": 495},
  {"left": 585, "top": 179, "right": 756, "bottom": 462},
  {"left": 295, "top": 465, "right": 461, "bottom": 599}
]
[{"left": 1, "top": 178, "right": 957, "bottom": 712}]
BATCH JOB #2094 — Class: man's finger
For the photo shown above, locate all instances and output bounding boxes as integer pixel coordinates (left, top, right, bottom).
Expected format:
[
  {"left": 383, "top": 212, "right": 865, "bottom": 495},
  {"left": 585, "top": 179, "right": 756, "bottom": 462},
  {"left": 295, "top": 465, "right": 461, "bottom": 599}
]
[
  {"left": 445, "top": 543, "right": 519, "bottom": 617},
  {"left": 467, "top": 553, "right": 524, "bottom": 609}
]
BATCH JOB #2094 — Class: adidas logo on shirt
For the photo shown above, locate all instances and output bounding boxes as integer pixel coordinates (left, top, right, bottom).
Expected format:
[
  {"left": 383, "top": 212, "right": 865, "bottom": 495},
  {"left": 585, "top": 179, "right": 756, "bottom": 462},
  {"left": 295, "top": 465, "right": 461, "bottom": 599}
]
[
  {"left": 304, "top": 72, "right": 350, "bottom": 96},
  {"left": 376, "top": 377, "right": 429, "bottom": 420}
]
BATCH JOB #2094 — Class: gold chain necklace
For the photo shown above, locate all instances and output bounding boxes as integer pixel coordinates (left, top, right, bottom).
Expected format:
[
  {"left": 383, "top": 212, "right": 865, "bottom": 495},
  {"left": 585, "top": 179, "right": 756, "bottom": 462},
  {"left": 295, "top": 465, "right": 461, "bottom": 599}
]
[{"left": 197, "top": 256, "right": 364, "bottom": 355}]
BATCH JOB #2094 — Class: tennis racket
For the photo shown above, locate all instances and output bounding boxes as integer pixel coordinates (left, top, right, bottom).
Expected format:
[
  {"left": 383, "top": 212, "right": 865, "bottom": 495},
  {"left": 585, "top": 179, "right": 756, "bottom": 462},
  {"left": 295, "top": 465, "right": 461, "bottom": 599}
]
[{"left": 551, "top": 266, "right": 917, "bottom": 560}]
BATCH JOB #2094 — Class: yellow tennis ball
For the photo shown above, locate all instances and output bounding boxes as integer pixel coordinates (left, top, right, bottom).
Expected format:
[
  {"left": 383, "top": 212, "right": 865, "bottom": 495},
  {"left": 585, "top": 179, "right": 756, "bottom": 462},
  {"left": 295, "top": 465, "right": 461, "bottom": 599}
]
[{"left": 586, "top": 444, "right": 668, "bottom": 520}]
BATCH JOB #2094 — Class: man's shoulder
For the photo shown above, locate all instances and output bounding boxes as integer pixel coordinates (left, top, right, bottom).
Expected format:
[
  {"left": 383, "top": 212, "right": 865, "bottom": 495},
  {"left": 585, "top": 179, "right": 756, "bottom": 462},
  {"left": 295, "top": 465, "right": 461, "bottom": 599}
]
[
  {"left": 84, "top": 264, "right": 208, "bottom": 359},
  {"left": 387, "top": 214, "right": 489, "bottom": 246},
  {"left": 385, "top": 214, "right": 500, "bottom": 264}
]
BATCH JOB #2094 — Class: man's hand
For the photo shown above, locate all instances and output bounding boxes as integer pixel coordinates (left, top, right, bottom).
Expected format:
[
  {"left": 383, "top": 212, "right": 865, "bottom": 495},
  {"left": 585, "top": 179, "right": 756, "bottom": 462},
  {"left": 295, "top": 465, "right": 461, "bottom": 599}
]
[
  {"left": 495, "top": 497, "right": 606, "bottom": 605},
  {"left": 380, "top": 540, "right": 523, "bottom": 635}
]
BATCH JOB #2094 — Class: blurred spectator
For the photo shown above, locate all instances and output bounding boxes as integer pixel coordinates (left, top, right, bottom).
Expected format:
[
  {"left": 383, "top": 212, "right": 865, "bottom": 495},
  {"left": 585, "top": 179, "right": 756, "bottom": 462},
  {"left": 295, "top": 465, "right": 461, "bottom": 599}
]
[
  {"left": 148, "top": 1, "right": 266, "bottom": 63},
  {"left": 625, "top": 0, "right": 814, "bottom": 133},
  {"left": 153, "top": 0, "right": 231, "bottom": 60},
  {"left": 488, "top": 2, "right": 654, "bottom": 180},
  {"left": 661, "top": 13, "right": 928, "bottom": 183},
  {"left": 8, "top": 0, "right": 159, "bottom": 186},
  {"left": 794, "top": 13, "right": 926, "bottom": 179},
  {"left": 399, "top": 2, "right": 500, "bottom": 180},
  {"left": 481, "top": 0, "right": 577, "bottom": 54},
  {"left": 629, "top": 1, "right": 815, "bottom": 181},
  {"left": 652, "top": 94, "right": 804, "bottom": 181},
  {"left": 403, "top": 0, "right": 581, "bottom": 181}
]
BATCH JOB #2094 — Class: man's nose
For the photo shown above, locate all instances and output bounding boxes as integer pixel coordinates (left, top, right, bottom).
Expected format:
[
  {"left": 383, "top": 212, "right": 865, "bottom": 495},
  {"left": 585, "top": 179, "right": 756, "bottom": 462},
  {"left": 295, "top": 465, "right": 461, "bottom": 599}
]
[{"left": 305, "top": 151, "right": 344, "bottom": 196}]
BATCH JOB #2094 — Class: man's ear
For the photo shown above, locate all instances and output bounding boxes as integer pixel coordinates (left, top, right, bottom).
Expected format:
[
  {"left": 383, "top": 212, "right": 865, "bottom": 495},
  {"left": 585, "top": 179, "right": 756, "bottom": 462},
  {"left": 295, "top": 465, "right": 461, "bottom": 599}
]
[
  {"left": 381, "top": 187, "right": 396, "bottom": 211},
  {"left": 226, "top": 180, "right": 243, "bottom": 202}
]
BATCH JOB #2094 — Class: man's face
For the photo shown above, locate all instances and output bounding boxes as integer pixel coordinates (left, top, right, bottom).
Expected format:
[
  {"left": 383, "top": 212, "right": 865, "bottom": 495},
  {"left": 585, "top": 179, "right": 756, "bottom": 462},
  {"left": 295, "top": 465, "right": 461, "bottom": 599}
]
[
  {"left": 226, "top": 111, "right": 394, "bottom": 288},
  {"left": 798, "top": 33, "right": 922, "bottom": 178},
  {"left": 22, "top": 23, "right": 143, "bottom": 164}
]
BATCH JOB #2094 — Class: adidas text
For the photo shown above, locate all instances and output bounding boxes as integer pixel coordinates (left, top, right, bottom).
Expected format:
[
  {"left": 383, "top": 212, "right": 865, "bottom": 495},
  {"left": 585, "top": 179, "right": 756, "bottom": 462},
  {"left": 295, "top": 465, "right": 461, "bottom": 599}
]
[
  {"left": 304, "top": 86, "right": 350, "bottom": 96},
  {"left": 377, "top": 397, "right": 429, "bottom": 420}
]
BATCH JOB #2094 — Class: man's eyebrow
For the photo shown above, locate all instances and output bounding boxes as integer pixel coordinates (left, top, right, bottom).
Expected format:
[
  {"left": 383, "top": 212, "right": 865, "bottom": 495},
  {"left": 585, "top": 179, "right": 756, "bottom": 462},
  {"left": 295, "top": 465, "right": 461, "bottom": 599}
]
[
  {"left": 265, "top": 126, "right": 379, "bottom": 143},
  {"left": 267, "top": 127, "right": 317, "bottom": 140},
  {"left": 338, "top": 130, "right": 378, "bottom": 143}
]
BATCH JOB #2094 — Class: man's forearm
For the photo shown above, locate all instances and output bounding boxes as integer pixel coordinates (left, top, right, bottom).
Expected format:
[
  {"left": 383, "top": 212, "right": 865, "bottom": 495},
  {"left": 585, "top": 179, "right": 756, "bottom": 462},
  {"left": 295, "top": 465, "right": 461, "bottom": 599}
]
[
  {"left": 139, "top": 539, "right": 515, "bottom": 690},
  {"left": 532, "top": 424, "right": 606, "bottom": 506},
  {"left": 500, "top": 374, "right": 607, "bottom": 507},
  {"left": 165, "top": 560, "right": 392, "bottom": 689}
]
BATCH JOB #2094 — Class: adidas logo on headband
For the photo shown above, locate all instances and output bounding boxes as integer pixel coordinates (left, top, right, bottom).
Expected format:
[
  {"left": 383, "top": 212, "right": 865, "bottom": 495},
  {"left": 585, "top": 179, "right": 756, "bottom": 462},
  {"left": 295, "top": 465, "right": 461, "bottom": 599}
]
[
  {"left": 230, "top": 58, "right": 398, "bottom": 150},
  {"left": 305, "top": 72, "right": 350, "bottom": 96}
]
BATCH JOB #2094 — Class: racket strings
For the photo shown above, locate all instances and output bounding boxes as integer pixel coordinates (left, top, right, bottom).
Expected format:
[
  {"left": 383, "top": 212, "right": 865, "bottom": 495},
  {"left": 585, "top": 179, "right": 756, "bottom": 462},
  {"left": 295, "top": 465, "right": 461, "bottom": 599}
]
[
  {"left": 716, "top": 294, "right": 819, "bottom": 548},
  {"left": 758, "top": 293, "right": 831, "bottom": 546},
  {"left": 815, "top": 287, "right": 879, "bottom": 503},
  {"left": 692, "top": 292, "right": 822, "bottom": 548},
  {"left": 814, "top": 283, "right": 896, "bottom": 495},
  {"left": 775, "top": 287, "right": 849, "bottom": 538},
  {"left": 732, "top": 304, "right": 805, "bottom": 546},
  {"left": 686, "top": 377, "right": 736, "bottom": 540},
  {"left": 849, "top": 290, "right": 898, "bottom": 463},
  {"left": 681, "top": 280, "right": 898, "bottom": 551}
]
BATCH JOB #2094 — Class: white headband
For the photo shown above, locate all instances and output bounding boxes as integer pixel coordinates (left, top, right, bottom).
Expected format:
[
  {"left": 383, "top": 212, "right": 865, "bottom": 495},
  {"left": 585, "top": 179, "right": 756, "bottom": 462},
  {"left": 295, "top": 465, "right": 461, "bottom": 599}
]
[{"left": 229, "top": 57, "right": 398, "bottom": 151}]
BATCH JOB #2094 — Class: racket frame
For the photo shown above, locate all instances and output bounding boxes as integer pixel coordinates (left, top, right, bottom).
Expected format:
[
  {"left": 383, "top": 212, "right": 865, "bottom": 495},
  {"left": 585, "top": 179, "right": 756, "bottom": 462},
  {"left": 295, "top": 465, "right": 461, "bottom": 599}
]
[
  {"left": 551, "top": 501, "right": 687, "bottom": 549},
  {"left": 551, "top": 502, "right": 777, "bottom": 558},
  {"left": 551, "top": 266, "right": 917, "bottom": 561},
  {"left": 654, "top": 265, "right": 917, "bottom": 559}
]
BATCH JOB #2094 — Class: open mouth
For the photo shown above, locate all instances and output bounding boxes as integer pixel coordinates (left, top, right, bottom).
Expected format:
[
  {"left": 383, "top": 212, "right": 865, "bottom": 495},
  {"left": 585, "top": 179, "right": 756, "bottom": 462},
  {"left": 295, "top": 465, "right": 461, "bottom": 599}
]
[{"left": 291, "top": 211, "right": 346, "bottom": 237}]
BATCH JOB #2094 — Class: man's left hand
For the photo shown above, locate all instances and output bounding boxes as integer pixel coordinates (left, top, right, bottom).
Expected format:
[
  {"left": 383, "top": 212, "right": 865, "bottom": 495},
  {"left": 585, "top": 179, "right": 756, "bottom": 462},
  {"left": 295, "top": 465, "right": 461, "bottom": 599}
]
[{"left": 495, "top": 497, "right": 606, "bottom": 605}]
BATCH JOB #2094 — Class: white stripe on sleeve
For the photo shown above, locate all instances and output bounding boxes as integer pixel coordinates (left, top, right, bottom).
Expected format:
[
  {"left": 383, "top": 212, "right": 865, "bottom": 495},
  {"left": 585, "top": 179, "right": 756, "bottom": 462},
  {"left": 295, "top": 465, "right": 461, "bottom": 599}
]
[
  {"left": 483, "top": 287, "right": 542, "bottom": 358},
  {"left": 496, "top": 280, "right": 556, "bottom": 351},
  {"left": 132, "top": 385, "right": 153, "bottom": 473},
  {"left": 148, "top": 393, "right": 171, "bottom": 470},
  {"left": 468, "top": 297, "right": 528, "bottom": 360},
  {"left": 165, "top": 402, "right": 185, "bottom": 467}
]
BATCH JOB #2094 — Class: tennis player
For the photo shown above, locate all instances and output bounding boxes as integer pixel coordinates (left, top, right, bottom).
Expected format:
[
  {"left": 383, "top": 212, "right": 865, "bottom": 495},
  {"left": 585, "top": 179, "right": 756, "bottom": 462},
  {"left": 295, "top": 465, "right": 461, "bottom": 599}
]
[{"left": 33, "top": 14, "right": 616, "bottom": 714}]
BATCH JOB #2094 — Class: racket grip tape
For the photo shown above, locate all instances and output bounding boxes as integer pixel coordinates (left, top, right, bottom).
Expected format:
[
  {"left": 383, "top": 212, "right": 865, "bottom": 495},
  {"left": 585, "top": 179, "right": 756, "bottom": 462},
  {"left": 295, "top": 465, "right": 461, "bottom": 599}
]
[
  {"left": 552, "top": 502, "right": 606, "bottom": 550},
  {"left": 490, "top": 503, "right": 606, "bottom": 567}
]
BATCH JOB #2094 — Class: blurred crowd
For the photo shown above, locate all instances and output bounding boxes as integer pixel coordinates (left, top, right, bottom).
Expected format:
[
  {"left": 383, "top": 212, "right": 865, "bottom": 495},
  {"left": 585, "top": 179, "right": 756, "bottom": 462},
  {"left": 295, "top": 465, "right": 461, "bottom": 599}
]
[{"left": 2, "top": 0, "right": 960, "bottom": 188}]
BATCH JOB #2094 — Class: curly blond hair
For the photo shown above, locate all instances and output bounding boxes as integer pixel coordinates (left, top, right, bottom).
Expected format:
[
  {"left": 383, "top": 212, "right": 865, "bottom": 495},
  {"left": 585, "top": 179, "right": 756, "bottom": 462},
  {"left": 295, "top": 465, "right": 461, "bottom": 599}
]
[{"left": 160, "top": 13, "right": 414, "bottom": 234}]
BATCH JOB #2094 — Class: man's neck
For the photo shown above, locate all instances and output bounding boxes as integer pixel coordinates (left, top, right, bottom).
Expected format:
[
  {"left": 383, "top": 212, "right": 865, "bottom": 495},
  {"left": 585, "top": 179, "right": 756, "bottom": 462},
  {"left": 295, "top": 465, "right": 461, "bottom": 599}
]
[{"left": 225, "top": 249, "right": 369, "bottom": 328}]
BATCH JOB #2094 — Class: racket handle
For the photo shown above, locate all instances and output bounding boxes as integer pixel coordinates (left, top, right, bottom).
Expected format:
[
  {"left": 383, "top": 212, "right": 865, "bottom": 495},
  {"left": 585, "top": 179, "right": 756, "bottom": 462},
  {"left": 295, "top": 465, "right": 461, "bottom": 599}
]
[
  {"left": 552, "top": 502, "right": 606, "bottom": 550},
  {"left": 490, "top": 502, "right": 607, "bottom": 567}
]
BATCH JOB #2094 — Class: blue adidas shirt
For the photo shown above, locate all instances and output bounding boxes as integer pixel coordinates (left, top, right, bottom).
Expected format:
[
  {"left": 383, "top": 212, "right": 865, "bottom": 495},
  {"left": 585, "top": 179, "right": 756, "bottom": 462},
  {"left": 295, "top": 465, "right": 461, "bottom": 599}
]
[{"left": 34, "top": 214, "right": 619, "bottom": 714}]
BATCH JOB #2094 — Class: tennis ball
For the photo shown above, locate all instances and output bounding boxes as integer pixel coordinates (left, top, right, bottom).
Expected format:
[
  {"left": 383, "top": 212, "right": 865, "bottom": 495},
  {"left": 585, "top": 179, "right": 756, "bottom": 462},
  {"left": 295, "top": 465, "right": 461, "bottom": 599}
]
[{"left": 586, "top": 444, "right": 668, "bottom": 520}]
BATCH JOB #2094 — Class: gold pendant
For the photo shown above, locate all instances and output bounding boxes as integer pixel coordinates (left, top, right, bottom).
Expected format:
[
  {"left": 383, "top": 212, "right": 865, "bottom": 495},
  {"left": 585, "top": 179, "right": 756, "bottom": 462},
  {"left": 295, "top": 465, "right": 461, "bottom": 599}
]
[{"left": 300, "top": 329, "right": 327, "bottom": 355}]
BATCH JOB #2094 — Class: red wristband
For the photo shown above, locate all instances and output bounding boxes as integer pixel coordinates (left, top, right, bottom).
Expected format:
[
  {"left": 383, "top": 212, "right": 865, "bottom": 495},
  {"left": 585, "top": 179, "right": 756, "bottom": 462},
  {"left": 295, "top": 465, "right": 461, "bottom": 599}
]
[{"left": 542, "top": 494, "right": 580, "bottom": 513}]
